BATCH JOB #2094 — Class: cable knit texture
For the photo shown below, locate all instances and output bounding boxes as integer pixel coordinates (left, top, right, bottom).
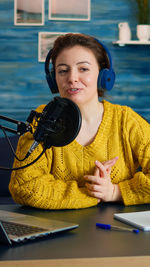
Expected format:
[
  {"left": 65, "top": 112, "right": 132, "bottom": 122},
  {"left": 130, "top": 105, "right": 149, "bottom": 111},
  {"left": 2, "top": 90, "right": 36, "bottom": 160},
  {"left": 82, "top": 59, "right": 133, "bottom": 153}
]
[{"left": 9, "top": 100, "right": 150, "bottom": 209}]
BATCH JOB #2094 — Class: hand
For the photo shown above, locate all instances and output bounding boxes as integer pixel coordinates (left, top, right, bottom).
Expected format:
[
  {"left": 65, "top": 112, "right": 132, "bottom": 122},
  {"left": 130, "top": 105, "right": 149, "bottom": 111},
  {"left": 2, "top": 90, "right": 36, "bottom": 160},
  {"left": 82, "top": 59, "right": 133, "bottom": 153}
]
[{"left": 84, "top": 157, "right": 122, "bottom": 202}]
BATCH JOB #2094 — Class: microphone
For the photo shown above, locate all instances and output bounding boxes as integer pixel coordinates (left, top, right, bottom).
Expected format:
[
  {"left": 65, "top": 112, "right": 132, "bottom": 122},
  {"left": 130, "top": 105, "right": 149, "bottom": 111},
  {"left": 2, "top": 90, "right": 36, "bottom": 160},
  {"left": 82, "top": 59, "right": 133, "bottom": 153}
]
[{"left": 26, "top": 97, "right": 82, "bottom": 157}]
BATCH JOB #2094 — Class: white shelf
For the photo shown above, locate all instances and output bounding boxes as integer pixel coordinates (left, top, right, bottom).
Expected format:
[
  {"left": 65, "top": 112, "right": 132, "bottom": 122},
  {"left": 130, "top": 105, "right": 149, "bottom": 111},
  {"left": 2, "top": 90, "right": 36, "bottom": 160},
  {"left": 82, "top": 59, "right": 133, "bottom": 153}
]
[{"left": 113, "top": 40, "right": 150, "bottom": 46}]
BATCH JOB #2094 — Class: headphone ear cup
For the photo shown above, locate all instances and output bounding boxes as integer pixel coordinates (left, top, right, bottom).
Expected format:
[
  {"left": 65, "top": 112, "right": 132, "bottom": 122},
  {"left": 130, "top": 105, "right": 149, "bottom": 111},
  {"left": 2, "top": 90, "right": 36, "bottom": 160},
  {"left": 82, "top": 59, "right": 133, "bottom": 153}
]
[
  {"left": 46, "top": 70, "right": 58, "bottom": 94},
  {"left": 98, "top": 68, "right": 115, "bottom": 91},
  {"left": 45, "top": 49, "right": 58, "bottom": 94}
]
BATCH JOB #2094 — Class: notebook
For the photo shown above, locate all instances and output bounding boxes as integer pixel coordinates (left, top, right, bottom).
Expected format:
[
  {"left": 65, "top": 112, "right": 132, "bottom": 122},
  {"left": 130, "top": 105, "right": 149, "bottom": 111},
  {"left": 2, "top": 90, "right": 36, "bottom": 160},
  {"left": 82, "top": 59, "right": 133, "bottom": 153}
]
[
  {"left": 114, "top": 210, "right": 150, "bottom": 231},
  {"left": 0, "top": 209, "right": 79, "bottom": 245}
]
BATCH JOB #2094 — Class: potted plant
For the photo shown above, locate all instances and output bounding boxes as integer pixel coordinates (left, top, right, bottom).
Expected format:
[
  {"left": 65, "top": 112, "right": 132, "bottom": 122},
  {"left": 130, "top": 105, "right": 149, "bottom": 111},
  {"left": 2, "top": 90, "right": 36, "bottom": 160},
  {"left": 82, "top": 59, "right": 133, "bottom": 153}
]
[{"left": 136, "top": 0, "right": 150, "bottom": 41}]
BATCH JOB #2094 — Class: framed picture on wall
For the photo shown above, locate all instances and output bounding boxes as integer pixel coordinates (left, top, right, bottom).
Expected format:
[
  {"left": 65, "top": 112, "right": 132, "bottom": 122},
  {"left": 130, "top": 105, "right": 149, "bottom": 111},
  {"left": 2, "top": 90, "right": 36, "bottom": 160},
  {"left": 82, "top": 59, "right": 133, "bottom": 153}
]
[
  {"left": 48, "top": 0, "right": 91, "bottom": 21},
  {"left": 14, "top": 0, "right": 44, "bottom": 26},
  {"left": 38, "top": 32, "right": 70, "bottom": 62}
]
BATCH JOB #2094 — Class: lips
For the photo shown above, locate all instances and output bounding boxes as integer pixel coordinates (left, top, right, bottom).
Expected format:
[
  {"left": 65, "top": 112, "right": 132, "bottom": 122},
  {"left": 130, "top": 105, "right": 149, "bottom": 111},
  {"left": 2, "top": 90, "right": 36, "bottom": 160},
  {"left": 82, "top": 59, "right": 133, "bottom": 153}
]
[{"left": 67, "top": 88, "right": 81, "bottom": 94}]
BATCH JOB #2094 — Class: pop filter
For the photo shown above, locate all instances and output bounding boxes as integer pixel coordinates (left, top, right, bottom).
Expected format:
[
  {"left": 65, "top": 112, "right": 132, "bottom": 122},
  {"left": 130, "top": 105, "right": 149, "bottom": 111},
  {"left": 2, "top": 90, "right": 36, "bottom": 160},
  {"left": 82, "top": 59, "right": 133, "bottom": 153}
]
[{"left": 34, "top": 97, "right": 82, "bottom": 149}]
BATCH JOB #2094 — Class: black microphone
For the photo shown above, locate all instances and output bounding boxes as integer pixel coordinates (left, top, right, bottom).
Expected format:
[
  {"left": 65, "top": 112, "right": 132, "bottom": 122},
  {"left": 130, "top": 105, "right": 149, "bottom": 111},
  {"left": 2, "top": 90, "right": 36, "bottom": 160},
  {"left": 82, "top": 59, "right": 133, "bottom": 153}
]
[{"left": 26, "top": 97, "right": 82, "bottom": 157}]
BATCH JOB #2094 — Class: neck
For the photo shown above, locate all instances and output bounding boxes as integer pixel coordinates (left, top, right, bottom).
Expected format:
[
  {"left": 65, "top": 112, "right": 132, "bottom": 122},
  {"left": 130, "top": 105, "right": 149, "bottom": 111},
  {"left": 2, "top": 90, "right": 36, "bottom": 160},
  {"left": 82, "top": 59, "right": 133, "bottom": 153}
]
[
  {"left": 78, "top": 98, "right": 103, "bottom": 124},
  {"left": 75, "top": 98, "right": 104, "bottom": 146}
]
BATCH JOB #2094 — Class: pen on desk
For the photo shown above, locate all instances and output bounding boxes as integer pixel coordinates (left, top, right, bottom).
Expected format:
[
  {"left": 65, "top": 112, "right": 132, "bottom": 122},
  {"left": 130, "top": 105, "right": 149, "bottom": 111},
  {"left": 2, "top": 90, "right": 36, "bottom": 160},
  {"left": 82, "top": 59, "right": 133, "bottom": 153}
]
[{"left": 96, "top": 223, "right": 139, "bottom": 234}]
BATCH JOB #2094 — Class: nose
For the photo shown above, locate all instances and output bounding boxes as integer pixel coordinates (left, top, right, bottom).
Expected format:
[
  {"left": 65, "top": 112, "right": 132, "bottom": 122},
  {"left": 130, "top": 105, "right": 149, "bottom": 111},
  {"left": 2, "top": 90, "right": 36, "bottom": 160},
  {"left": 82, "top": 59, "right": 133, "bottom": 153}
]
[{"left": 67, "top": 69, "right": 78, "bottom": 83}]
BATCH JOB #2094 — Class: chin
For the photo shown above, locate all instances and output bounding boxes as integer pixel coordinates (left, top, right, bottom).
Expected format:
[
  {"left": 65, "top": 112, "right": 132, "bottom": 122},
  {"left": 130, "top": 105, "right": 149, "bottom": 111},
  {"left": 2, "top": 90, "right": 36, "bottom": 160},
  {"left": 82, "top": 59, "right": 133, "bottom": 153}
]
[
  {"left": 60, "top": 93, "right": 78, "bottom": 101},
  {"left": 66, "top": 95, "right": 82, "bottom": 104},
  {"left": 59, "top": 91, "right": 86, "bottom": 107}
]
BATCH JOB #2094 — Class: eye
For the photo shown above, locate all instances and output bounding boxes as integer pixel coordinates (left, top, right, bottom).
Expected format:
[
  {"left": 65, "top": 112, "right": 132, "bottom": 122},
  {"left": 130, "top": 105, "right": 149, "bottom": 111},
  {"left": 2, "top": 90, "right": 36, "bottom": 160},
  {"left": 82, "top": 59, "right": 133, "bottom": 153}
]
[
  {"left": 58, "top": 69, "right": 68, "bottom": 75},
  {"left": 80, "top": 67, "right": 89, "bottom": 72}
]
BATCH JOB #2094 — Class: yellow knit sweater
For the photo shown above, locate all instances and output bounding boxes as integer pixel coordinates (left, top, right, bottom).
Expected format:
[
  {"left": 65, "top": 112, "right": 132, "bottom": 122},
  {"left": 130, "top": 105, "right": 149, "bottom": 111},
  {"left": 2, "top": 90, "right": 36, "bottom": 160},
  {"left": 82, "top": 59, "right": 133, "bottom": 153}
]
[{"left": 9, "top": 100, "right": 150, "bottom": 209}]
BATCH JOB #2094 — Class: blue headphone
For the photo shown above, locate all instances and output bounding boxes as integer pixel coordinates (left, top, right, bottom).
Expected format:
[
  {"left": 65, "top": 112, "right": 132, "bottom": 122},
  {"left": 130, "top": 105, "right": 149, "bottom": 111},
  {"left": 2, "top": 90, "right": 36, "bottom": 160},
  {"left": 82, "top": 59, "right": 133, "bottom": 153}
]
[{"left": 45, "top": 38, "right": 115, "bottom": 94}]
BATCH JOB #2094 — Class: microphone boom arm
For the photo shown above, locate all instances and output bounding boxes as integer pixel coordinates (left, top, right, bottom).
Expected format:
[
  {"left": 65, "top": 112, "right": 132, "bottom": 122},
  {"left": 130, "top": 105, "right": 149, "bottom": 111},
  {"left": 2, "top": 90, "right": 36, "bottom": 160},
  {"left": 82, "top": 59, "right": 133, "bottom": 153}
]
[{"left": 0, "top": 114, "right": 32, "bottom": 136}]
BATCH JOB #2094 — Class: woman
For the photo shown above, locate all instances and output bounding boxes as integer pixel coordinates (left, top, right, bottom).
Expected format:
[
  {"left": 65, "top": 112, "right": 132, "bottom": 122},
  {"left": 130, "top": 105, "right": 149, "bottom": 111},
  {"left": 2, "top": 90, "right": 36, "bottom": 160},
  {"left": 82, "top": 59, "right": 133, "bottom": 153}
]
[{"left": 9, "top": 33, "right": 150, "bottom": 209}]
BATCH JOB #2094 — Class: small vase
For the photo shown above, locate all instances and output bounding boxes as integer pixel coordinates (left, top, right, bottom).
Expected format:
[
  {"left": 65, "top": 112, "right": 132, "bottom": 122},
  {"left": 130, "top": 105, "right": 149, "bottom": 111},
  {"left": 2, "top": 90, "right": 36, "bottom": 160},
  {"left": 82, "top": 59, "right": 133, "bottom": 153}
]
[
  {"left": 136, "top": 25, "right": 150, "bottom": 41},
  {"left": 118, "top": 22, "right": 131, "bottom": 41}
]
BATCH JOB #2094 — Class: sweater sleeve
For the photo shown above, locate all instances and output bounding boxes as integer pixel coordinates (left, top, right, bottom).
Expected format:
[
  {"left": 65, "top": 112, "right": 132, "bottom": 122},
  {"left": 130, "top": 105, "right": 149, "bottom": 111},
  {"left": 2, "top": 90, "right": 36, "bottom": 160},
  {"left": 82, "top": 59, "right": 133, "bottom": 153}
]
[
  {"left": 9, "top": 132, "right": 97, "bottom": 210},
  {"left": 118, "top": 107, "right": 150, "bottom": 206}
]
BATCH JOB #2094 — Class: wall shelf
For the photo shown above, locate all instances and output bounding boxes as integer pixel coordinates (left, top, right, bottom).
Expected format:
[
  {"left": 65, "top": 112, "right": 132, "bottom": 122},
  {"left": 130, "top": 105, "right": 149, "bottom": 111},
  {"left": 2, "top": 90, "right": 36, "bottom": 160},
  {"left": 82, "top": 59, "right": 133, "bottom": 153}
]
[{"left": 113, "top": 40, "right": 150, "bottom": 46}]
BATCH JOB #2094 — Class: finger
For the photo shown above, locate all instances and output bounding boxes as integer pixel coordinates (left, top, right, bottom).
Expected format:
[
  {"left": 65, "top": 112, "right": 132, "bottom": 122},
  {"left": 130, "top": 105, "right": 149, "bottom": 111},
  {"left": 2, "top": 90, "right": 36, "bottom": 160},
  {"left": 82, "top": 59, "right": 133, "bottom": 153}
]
[
  {"left": 106, "top": 167, "right": 111, "bottom": 175},
  {"left": 84, "top": 175, "right": 101, "bottom": 185},
  {"left": 102, "top": 157, "right": 118, "bottom": 167},
  {"left": 85, "top": 182, "right": 102, "bottom": 192},
  {"left": 94, "top": 161, "right": 107, "bottom": 178},
  {"left": 94, "top": 166, "right": 99, "bottom": 176},
  {"left": 86, "top": 188, "right": 104, "bottom": 200},
  {"left": 84, "top": 175, "right": 106, "bottom": 187}
]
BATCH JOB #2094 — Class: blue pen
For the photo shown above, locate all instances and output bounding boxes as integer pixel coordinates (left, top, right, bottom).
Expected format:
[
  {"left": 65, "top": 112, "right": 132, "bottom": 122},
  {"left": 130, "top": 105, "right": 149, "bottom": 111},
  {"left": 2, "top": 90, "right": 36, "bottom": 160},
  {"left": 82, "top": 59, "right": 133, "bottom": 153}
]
[{"left": 96, "top": 223, "right": 139, "bottom": 234}]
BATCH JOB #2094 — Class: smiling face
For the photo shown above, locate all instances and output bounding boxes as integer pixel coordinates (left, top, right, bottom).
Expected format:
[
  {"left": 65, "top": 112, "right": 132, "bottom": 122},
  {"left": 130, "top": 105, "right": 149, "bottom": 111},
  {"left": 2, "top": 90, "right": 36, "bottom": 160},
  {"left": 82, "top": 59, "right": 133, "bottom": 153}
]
[{"left": 55, "top": 45, "right": 100, "bottom": 106}]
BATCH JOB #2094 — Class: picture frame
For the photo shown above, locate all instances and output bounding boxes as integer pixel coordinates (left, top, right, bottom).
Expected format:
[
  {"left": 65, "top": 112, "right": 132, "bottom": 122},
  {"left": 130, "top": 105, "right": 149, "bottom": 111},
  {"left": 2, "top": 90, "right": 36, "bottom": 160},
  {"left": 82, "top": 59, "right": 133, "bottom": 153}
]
[
  {"left": 48, "top": 0, "right": 91, "bottom": 21},
  {"left": 14, "top": 0, "right": 44, "bottom": 26},
  {"left": 38, "top": 32, "right": 69, "bottom": 62}
]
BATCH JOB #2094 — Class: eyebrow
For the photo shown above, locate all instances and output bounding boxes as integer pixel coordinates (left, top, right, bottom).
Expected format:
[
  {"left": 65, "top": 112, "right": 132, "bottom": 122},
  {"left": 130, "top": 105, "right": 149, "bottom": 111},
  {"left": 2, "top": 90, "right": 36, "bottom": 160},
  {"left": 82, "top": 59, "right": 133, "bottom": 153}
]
[{"left": 56, "top": 61, "right": 91, "bottom": 69}]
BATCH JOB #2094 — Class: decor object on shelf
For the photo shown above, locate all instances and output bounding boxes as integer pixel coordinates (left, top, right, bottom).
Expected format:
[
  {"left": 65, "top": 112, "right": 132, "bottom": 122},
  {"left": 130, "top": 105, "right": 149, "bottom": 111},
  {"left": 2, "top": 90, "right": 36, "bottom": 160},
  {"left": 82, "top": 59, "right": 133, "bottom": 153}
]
[
  {"left": 136, "top": 0, "right": 149, "bottom": 25},
  {"left": 136, "top": 0, "right": 150, "bottom": 41},
  {"left": 137, "top": 24, "right": 150, "bottom": 41},
  {"left": 118, "top": 22, "right": 132, "bottom": 41}
]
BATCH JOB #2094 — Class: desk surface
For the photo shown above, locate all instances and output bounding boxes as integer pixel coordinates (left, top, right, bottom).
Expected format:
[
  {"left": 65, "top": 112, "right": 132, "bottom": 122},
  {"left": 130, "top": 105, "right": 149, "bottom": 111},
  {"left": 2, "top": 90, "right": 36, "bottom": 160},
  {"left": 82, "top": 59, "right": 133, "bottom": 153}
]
[{"left": 0, "top": 203, "right": 150, "bottom": 264}]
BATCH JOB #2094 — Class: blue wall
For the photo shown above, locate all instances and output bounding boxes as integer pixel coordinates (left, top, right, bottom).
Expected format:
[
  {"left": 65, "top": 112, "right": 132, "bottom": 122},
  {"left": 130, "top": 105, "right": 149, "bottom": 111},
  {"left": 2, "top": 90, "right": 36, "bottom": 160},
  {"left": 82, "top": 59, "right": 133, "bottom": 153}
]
[{"left": 0, "top": 0, "right": 150, "bottom": 136}]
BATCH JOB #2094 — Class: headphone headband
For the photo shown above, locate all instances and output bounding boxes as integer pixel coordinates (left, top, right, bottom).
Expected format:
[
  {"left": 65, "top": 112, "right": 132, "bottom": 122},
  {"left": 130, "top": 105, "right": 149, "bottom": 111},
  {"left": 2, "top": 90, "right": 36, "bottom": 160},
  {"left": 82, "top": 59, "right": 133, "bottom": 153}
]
[
  {"left": 45, "top": 37, "right": 115, "bottom": 94},
  {"left": 94, "top": 38, "right": 113, "bottom": 69},
  {"left": 45, "top": 49, "right": 52, "bottom": 75}
]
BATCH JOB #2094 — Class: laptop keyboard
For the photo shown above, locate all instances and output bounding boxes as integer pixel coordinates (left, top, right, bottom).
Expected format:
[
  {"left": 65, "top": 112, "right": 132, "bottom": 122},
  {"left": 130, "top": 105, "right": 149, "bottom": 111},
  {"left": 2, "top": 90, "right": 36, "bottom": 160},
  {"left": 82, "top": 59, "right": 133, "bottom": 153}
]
[{"left": 1, "top": 220, "right": 47, "bottom": 237}]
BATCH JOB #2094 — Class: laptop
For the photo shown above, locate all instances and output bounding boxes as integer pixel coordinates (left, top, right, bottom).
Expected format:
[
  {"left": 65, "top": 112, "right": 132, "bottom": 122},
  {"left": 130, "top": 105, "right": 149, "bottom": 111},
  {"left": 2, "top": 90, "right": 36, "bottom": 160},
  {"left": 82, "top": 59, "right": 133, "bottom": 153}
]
[{"left": 0, "top": 209, "right": 79, "bottom": 245}]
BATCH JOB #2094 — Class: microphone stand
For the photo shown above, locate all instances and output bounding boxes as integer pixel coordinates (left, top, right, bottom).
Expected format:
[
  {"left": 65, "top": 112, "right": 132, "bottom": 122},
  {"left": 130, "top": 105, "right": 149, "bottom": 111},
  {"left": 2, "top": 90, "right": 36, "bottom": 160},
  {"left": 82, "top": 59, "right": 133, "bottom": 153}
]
[
  {"left": 0, "top": 110, "right": 37, "bottom": 136},
  {"left": 0, "top": 111, "right": 47, "bottom": 171}
]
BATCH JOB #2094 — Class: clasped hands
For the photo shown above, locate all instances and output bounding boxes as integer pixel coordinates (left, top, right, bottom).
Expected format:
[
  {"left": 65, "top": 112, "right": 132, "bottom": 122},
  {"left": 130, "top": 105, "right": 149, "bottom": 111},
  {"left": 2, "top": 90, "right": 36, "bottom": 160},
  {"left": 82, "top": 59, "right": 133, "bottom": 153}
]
[{"left": 84, "top": 157, "right": 122, "bottom": 203}]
